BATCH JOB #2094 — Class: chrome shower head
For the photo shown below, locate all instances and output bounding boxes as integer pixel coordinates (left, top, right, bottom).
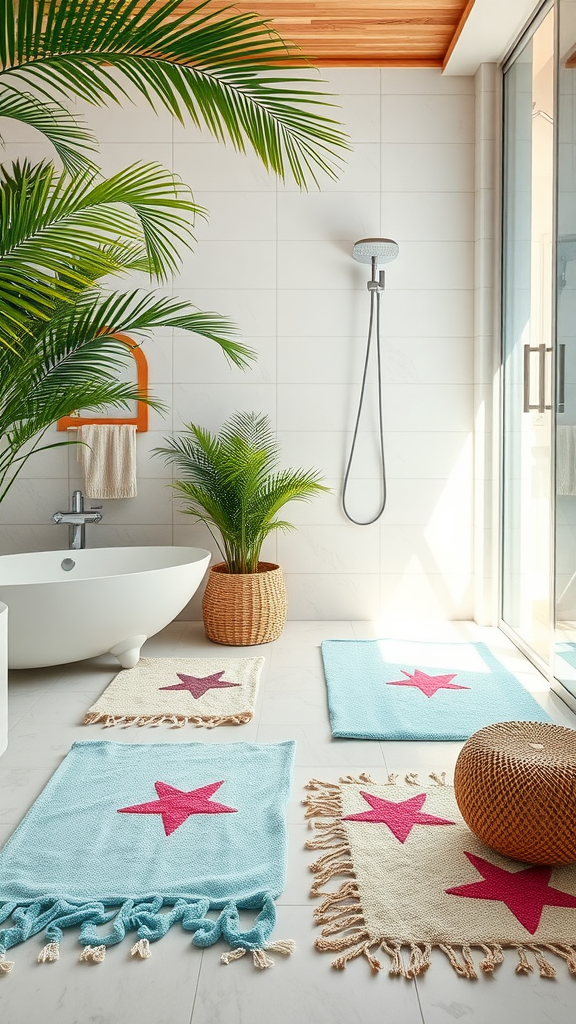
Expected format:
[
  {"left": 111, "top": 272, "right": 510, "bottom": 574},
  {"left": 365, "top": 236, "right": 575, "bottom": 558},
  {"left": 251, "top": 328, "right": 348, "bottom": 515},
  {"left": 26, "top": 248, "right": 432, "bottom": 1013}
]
[
  {"left": 558, "top": 235, "right": 576, "bottom": 291},
  {"left": 352, "top": 237, "right": 399, "bottom": 265}
]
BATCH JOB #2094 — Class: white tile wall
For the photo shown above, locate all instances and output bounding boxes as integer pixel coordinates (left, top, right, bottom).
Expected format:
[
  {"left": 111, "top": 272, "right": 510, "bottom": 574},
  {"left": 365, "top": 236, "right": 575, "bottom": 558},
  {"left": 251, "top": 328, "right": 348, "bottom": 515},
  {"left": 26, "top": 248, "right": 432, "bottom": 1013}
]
[
  {"left": 473, "top": 63, "right": 499, "bottom": 626},
  {"left": 0, "top": 68, "right": 477, "bottom": 620}
]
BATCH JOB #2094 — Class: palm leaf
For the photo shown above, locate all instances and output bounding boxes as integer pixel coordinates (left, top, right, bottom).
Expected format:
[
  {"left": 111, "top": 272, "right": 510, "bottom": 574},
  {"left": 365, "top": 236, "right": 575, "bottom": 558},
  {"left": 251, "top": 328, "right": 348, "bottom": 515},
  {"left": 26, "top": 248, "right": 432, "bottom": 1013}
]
[
  {"left": 0, "top": 83, "right": 98, "bottom": 174},
  {"left": 0, "top": 283, "right": 255, "bottom": 497},
  {"left": 0, "top": 159, "right": 204, "bottom": 345},
  {"left": 1, "top": 0, "right": 349, "bottom": 187},
  {"left": 31, "top": 287, "right": 254, "bottom": 368}
]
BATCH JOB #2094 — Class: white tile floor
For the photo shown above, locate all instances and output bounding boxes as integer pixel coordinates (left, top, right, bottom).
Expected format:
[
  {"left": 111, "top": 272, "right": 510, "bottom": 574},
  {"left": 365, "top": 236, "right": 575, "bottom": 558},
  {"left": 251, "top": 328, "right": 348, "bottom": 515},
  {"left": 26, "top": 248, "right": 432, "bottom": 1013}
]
[{"left": 1, "top": 619, "right": 576, "bottom": 1024}]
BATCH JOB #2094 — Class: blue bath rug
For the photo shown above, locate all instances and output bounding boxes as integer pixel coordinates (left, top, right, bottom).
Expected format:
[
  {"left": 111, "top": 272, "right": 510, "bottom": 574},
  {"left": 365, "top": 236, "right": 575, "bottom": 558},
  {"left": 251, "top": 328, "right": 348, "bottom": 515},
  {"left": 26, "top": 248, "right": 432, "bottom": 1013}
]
[
  {"left": 555, "top": 642, "right": 576, "bottom": 672},
  {"left": 0, "top": 740, "right": 295, "bottom": 970},
  {"left": 321, "top": 638, "right": 552, "bottom": 741}
]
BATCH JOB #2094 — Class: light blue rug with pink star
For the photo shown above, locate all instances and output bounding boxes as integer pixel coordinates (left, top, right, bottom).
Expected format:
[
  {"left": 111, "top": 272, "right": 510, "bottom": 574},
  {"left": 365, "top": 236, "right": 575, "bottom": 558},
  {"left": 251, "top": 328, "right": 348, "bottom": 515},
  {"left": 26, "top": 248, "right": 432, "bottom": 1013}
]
[
  {"left": 321, "top": 638, "right": 552, "bottom": 740},
  {"left": 0, "top": 740, "right": 295, "bottom": 971}
]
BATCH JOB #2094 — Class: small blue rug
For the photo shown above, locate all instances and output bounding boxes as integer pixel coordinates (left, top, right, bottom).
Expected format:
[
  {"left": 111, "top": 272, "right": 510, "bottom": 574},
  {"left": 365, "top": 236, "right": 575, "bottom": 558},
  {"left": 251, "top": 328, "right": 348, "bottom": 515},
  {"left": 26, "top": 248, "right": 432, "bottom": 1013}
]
[
  {"left": 321, "top": 638, "right": 552, "bottom": 741},
  {"left": 0, "top": 740, "right": 295, "bottom": 970},
  {"left": 555, "top": 642, "right": 576, "bottom": 671}
]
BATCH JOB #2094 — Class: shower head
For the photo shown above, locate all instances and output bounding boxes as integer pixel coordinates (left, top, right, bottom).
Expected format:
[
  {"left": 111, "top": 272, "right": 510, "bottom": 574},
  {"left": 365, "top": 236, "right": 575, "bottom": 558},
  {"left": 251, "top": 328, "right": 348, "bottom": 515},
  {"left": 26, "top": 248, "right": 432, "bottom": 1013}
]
[
  {"left": 558, "top": 235, "right": 576, "bottom": 291},
  {"left": 352, "top": 237, "right": 399, "bottom": 265}
]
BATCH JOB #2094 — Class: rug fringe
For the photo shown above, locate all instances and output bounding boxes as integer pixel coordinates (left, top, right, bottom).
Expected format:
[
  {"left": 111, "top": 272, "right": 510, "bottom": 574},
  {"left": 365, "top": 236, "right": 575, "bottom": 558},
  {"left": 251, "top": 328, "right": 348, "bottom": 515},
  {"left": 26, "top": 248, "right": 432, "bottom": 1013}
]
[
  {"left": 221, "top": 940, "right": 295, "bottom": 970},
  {"left": 541, "top": 943, "right": 576, "bottom": 974},
  {"left": 79, "top": 944, "right": 106, "bottom": 963},
  {"left": 0, "top": 948, "right": 14, "bottom": 974},
  {"left": 479, "top": 943, "right": 504, "bottom": 973},
  {"left": 38, "top": 942, "right": 60, "bottom": 963},
  {"left": 305, "top": 776, "right": 575, "bottom": 981},
  {"left": 130, "top": 938, "right": 152, "bottom": 959},
  {"left": 439, "top": 943, "right": 477, "bottom": 979},
  {"left": 83, "top": 711, "right": 253, "bottom": 729},
  {"left": 1, "top": 896, "right": 287, "bottom": 971},
  {"left": 303, "top": 785, "right": 343, "bottom": 820}
]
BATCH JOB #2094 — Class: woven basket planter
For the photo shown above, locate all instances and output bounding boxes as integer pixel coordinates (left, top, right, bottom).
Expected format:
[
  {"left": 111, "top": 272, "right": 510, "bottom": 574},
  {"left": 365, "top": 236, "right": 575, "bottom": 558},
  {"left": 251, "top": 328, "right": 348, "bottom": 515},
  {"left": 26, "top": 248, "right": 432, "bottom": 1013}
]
[
  {"left": 202, "top": 562, "right": 287, "bottom": 646},
  {"left": 454, "top": 721, "right": 576, "bottom": 865}
]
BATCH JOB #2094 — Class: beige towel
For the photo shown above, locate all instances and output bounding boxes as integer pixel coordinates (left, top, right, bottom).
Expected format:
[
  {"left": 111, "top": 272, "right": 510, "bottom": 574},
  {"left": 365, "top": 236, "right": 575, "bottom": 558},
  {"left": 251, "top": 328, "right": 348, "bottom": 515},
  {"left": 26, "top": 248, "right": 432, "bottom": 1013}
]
[
  {"left": 77, "top": 424, "right": 137, "bottom": 499},
  {"left": 557, "top": 425, "right": 576, "bottom": 495}
]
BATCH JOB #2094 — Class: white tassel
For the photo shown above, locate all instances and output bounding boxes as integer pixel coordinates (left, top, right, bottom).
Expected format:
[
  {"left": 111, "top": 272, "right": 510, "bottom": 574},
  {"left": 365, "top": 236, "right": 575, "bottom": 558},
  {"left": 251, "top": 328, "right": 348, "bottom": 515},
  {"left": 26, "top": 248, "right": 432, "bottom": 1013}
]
[
  {"left": 252, "top": 948, "right": 275, "bottom": 969},
  {"left": 265, "top": 939, "right": 296, "bottom": 956},
  {"left": 0, "top": 951, "right": 14, "bottom": 974},
  {"left": 130, "top": 939, "right": 152, "bottom": 959},
  {"left": 38, "top": 942, "right": 60, "bottom": 963},
  {"left": 79, "top": 944, "right": 106, "bottom": 963},
  {"left": 221, "top": 947, "right": 247, "bottom": 964}
]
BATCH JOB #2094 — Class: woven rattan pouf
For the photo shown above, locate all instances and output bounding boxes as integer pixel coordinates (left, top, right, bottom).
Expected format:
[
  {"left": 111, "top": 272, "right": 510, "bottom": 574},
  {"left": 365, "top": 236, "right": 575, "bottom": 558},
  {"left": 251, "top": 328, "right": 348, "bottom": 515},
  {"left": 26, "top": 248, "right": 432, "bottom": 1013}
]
[{"left": 454, "top": 721, "right": 576, "bottom": 865}]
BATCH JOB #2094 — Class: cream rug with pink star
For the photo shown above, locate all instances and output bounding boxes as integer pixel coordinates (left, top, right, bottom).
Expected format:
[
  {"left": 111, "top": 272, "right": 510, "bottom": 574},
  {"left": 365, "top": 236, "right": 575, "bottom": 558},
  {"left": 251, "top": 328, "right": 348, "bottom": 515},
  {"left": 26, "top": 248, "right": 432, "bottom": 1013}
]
[
  {"left": 305, "top": 773, "right": 576, "bottom": 980},
  {"left": 84, "top": 657, "right": 264, "bottom": 728}
]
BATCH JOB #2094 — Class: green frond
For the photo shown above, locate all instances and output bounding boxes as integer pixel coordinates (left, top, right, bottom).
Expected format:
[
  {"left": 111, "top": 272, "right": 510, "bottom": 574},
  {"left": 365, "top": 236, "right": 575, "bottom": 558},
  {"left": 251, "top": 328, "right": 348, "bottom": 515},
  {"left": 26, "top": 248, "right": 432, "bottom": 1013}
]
[
  {"left": 0, "top": 159, "right": 203, "bottom": 346},
  {"left": 1, "top": 0, "right": 349, "bottom": 187},
  {"left": 0, "top": 83, "right": 98, "bottom": 174},
  {"left": 0, "top": 281, "right": 257, "bottom": 496},
  {"left": 27, "top": 287, "right": 254, "bottom": 368}
]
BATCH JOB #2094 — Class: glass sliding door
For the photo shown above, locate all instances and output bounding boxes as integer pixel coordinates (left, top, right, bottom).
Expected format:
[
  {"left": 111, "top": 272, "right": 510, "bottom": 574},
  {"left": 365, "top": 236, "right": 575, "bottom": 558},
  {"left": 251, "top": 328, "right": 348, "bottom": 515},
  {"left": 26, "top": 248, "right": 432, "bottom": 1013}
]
[
  {"left": 554, "top": 0, "right": 576, "bottom": 700},
  {"left": 502, "top": 8, "right": 555, "bottom": 664}
]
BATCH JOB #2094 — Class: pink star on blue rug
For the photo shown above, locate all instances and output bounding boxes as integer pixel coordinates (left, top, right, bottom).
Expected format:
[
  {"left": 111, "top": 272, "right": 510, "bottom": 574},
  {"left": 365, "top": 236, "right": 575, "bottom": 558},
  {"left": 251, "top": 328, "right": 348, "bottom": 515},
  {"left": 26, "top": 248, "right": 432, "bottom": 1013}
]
[
  {"left": 118, "top": 780, "right": 237, "bottom": 836},
  {"left": 159, "top": 671, "right": 241, "bottom": 700}
]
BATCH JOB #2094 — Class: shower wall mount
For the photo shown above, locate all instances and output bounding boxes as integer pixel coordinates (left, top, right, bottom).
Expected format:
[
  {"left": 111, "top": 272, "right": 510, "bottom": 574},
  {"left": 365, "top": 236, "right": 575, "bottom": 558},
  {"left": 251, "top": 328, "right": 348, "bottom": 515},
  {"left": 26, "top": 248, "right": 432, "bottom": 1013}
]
[{"left": 342, "top": 238, "right": 399, "bottom": 526}]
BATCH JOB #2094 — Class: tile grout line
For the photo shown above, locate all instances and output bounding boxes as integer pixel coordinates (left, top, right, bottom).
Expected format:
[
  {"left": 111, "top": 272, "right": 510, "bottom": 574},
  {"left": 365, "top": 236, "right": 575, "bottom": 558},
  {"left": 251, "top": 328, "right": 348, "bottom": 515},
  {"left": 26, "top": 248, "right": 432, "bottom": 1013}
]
[
  {"left": 187, "top": 948, "right": 205, "bottom": 1024},
  {"left": 413, "top": 974, "right": 428, "bottom": 1024}
]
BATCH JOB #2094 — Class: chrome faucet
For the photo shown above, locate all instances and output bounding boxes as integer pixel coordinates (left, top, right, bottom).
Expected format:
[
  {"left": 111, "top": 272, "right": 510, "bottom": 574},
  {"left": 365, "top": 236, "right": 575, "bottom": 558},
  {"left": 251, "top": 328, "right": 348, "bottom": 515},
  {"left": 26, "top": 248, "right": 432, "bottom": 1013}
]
[{"left": 52, "top": 489, "right": 103, "bottom": 549}]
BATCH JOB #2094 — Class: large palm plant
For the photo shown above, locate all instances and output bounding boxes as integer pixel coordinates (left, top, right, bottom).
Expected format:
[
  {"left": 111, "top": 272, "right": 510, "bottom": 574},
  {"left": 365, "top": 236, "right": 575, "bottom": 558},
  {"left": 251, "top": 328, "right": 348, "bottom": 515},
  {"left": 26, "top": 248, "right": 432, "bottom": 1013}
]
[
  {"left": 155, "top": 412, "right": 329, "bottom": 573},
  {"left": 0, "top": 1, "right": 348, "bottom": 343},
  {"left": 0, "top": 158, "right": 253, "bottom": 499},
  {"left": 0, "top": 157, "right": 256, "bottom": 349},
  {"left": 0, "top": 0, "right": 347, "bottom": 499},
  {"left": 0, "top": 0, "right": 347, "bottom": 185}
]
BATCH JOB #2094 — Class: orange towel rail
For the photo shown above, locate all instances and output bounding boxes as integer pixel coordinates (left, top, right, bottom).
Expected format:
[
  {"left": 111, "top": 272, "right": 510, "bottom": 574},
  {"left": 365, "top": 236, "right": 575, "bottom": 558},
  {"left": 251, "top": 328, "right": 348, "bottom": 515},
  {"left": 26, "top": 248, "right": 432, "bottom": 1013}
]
[{"left": 57, "top": 333, "right": 149, "bottom": 433}]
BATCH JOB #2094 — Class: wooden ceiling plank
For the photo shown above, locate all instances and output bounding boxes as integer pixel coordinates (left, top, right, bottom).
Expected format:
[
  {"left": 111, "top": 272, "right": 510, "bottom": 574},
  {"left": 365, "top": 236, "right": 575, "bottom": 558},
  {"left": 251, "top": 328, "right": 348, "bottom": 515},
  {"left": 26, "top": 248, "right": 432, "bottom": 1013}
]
[
  {"left": 441, "top": 0, "right": 477, "bottom": 69},
  {"left": 155, "top": 0, "right": 472, "bottom": 68}
]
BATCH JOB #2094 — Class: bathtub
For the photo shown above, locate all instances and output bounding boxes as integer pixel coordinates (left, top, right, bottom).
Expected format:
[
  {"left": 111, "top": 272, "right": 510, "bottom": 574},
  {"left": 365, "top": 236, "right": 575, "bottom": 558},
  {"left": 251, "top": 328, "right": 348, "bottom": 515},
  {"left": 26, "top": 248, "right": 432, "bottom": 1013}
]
[
  {"left": 0, "top": 547, "right": 210, "bottom": 670},
  {"left": 0, "top": 603, "right": 6, "bottom": 754}
]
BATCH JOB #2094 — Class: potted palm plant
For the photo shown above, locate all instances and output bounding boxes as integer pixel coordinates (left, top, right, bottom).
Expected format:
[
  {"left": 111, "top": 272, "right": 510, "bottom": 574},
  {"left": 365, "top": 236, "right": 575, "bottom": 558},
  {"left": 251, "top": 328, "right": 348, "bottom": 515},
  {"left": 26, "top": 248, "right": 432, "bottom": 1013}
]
[{"left": 156, "top": 412, "right": 329, "bottom": 644}]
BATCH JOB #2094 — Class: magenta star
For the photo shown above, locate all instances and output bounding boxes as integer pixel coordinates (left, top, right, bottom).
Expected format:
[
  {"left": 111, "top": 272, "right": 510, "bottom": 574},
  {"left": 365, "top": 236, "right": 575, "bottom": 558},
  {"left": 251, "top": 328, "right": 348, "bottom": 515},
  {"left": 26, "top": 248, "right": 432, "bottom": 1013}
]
[
  {"left": 343, "top": 791, "right": 455, "bottom": 843},
  {"left": 446, "top": 852, "right": 576, "bottom": 934},
  {"left": 159, "top": 670, "right": 241, "bottom": 700},
  {"left": 387, "top": 668, "right": 470, "bottom": 698},
  {"left": 117, "top": 780, "right": 237, "bottom": 836}
]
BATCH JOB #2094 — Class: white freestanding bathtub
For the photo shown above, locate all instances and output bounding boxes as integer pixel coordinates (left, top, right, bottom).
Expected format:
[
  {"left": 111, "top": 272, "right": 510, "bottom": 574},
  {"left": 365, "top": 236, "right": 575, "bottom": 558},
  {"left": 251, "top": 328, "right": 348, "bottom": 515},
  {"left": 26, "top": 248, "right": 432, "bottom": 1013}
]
[
  {"left": 0, "top": 603, "right": 7, "bottom": 754},
  {"left": 0, "top": 547, "right": 210, "bottom": 670}
]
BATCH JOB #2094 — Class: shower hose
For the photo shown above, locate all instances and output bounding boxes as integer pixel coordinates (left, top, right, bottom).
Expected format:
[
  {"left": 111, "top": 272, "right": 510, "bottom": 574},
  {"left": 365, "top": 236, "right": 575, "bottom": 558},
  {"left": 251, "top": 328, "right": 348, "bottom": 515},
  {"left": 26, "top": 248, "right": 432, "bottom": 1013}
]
[{"left": 342, "top": 287, "right": 387, "bottom": 525}]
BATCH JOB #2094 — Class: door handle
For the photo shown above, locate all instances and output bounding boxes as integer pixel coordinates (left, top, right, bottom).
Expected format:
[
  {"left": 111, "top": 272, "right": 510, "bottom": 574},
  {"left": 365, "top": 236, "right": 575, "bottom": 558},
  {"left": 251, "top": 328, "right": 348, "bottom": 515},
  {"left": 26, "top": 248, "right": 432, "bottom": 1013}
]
[
  {"left": 558, "top": 343, "right": 566, "bottom": 413},
  {"left": 523, "top": 344, "right": 531, "bottom": 413},
  {"left": 538, "top": 343, "right": 546, "bottom": 413},
  {"left": 523, "top": 344, "right": 552, "bottom": 412}
]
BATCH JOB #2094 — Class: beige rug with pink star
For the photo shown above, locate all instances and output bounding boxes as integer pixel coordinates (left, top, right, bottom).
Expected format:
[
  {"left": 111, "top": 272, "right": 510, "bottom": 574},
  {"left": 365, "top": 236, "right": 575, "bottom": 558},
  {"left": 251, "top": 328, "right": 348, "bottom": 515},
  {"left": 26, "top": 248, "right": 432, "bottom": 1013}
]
[
  {"left": 305, "top": 773, "right": 576, "bottom": 980},
  {"left": 84, "top": 657, "right": 264, "bottom": 728}
]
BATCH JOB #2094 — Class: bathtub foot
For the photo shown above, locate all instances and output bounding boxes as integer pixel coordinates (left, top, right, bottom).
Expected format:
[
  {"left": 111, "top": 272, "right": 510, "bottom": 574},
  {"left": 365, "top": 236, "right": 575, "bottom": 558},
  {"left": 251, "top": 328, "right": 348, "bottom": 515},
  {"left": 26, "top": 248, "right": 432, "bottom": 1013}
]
[{"left": 109, "top": 635, "right": 147, "bottom": 669}]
